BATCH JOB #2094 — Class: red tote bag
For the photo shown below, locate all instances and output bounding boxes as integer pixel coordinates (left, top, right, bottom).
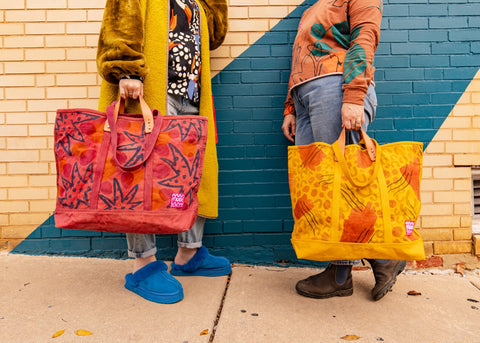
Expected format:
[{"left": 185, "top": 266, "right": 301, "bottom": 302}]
[{"left": 54, "top": 97, "right": 208, "bottom": 234}]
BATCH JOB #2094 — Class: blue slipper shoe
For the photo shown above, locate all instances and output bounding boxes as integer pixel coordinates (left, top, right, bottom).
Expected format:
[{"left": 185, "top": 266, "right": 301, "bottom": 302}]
[
  {"left": 170, "top": 246, "right": 232, "bottom": 277},
  {"left": 125, "top": 260, "right": 183, "bottom": 304}
]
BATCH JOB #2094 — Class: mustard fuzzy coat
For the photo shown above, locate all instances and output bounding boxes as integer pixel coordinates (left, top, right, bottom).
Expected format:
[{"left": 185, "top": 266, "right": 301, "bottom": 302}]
[{"left": 96, "top": 0, "right": 228, "bottom": 218}]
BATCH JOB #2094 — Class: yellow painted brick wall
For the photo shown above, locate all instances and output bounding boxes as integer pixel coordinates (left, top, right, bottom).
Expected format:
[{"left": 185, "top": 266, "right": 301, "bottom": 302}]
[
  {"left": 418, "top": 70, "right": 480, "bottom": 255},
  {"left": 1, "top": 1, "right": 107, "bottom": 251},
  {"left": 0, "top": 0, "right": 302, "bottom": 251}
]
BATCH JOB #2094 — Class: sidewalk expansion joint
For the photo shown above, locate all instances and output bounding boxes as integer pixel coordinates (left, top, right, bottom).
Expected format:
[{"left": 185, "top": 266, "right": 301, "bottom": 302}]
[{"left": 208, "top": 272, "right": 232, "bottom": 342}]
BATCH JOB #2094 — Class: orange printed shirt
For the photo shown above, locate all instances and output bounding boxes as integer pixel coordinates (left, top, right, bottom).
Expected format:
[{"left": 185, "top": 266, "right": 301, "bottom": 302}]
[{"left": 284, "top": 0, "right": 383, "bottom": 116}]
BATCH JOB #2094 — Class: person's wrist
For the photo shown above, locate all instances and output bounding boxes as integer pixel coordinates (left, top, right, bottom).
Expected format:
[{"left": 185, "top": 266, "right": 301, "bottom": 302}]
[{"left": 120, "top": 75, "right": 144, "bottom": 83}]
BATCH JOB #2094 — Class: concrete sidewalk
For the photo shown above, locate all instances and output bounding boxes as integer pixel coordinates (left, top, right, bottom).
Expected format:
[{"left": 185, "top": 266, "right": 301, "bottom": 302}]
[{"left": 1, "top": 254, "right": 479, "bottom": 343}]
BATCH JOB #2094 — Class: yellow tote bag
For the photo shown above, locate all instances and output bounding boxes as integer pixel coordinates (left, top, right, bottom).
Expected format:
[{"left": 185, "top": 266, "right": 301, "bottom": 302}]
[{"left": 288, "top": 129, "right": 425, "bottom": 261}]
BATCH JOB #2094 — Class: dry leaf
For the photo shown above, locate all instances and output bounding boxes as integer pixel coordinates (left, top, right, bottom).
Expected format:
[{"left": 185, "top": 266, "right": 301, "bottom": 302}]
[
  {"left": 455, "top": 262, "right": 466, "bottom": 275},
  {"left": 52, "top": 330, "right": 65, "bottom": 338},
  {"left": 407, "top": 290, "right": 422, "bottom": 296},
  {"left": 200, "top": 329, "right": 209, "bottom": 336},
  {"left": 75, "top": 329, "right": 93, "bottom": 336},
  {"left": 341, "top": 334, "right": 360, "bottom": 341}
]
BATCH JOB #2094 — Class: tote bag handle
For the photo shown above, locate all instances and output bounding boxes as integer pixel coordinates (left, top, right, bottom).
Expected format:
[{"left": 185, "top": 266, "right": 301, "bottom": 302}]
[
  {"left": 104, "top": 96, "right": 154, "bottom": 133},
  {"left": 106, "top": 96, "right": 163, "bottom": 170},
  {"left": 336, "top": 128, "right": 376, "bottom": 161},
  {"left": 332, "top": 128, "right": 381, "bottom": 188}
]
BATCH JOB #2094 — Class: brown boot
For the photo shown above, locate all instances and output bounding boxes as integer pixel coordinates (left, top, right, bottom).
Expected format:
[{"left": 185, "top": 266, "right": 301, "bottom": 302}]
[
  {"left": 295, "top": 264, "right": 353, "bottom": 299},
  {"left": 368, "top": 259, "right": 407, "bottom": 301}
]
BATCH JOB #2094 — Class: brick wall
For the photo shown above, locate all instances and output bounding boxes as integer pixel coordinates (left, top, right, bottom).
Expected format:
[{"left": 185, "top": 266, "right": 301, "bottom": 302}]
[
  {"left": 419, "top": 70, "right": 480, "bottom": 256},
  {"left": 370, "top": 0, "right": 480, "bottom": 256},
  {"left": 1, "top": 0, "right": 479, "bottom": 263},
  {"left": 0, "top": 0, "right": 305, "bottom": 258},
  {"left": 0, "top": 0, "right": 105, "bottom": 251}
]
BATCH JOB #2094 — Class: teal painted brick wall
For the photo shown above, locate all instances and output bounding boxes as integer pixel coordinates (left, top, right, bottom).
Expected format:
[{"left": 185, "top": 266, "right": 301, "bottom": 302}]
[
  {"left": 13, "top": 0, "right": 480, "bottom": 266},
  {"left": 372, "top": 0, "right": 480, "bottom": 145}
]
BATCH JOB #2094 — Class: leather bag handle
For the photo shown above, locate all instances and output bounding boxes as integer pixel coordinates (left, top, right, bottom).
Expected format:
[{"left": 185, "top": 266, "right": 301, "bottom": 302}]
[
  {"left": 336, "top": 128, "right": 376, "bottom": 162},
  {"left": 332, "top": 128, "right": 381, "bottom": 188},
  {"left": 105, "top": 96, "right": 163, "bottom": 170},
  {"left": 104, "top": 96, "right": 154, "bottom": 133}
]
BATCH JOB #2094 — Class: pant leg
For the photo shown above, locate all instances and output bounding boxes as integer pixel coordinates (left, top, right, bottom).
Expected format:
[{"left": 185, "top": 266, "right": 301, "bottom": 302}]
[
  {"left": 177, "top": 216, "right": 205, "bottom": 248},
  {"left": 167, "top": 94, "right": 205, "bottom": 249},
  {"left": 293, "top": 75, "right": 345, "bottom": 146},
  {"left": 293, "top": 75, "right": 376, "bottom": 146},
  {"left": 126, "top": 233, "right": 157, "bottom": 258},
  {"left": 292, "top": 75, "right": 377, "bottom": 265}
]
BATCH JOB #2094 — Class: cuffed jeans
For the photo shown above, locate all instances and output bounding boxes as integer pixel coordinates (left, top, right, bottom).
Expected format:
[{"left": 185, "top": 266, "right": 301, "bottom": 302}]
[
  {"left": 292, "top": 75, "right": 377, "bottom": 265},
  {"left": 126, "top": 94, "right": 206, "bottom": 258}
]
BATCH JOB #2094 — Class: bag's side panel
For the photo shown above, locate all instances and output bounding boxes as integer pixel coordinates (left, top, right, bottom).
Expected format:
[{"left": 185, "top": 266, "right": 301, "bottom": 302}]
[
  {"left": 150, "top": 117, "right": 208, "bottom": 212},
  {"left": 54, "top": 109, "right": 106, "bottom": 211},
  {"left": 381, "top": 142, "right": 424, "bottom": 243},
  {"left": 288, "top": 143, "right": 336, "bottom": 241}
]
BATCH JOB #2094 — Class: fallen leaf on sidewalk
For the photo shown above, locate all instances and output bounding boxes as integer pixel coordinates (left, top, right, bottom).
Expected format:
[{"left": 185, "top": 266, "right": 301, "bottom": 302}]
[
  {"left": 200, "top": 329, "right": 209, "bottom": 336},
  {"left": 75, "top": 330, "right": 92, "bottom": 336},
  {"left": 341, "top": 334, "right": 360, "bottom": 340},
  {"left": 467, "top": 298, "right": 479, "bottom": 303},
  {"left": 407, "top": 290, "right": 422, "bottom": 296},
  {"left": 455, "top": 262, "right": 466, "bottom": 275},
  {"left": 52, "top": 330, "right": 65, "bottom": 338}
]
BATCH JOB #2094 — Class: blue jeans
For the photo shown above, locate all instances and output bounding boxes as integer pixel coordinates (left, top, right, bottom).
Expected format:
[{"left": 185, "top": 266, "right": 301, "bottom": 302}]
[
  {"left": 126, "top": 94, "right": 206, "bottom": 258},
  {"left": 292, "top": 75, "right": 377, "bottom": 265}
]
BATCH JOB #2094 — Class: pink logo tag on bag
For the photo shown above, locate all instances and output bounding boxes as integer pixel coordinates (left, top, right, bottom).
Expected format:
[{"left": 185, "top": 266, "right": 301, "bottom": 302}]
[
  {"left": 170, "top": 193, "right": 186, "bottom": 208},
  {"left": 405, "top": 220, "right": 415, "bottom": 236}
]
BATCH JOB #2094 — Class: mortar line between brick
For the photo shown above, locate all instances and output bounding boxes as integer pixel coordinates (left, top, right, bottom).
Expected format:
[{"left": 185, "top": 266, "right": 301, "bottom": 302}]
[{"left": 208, "top": 272, "right": 232, "bottom": 342}]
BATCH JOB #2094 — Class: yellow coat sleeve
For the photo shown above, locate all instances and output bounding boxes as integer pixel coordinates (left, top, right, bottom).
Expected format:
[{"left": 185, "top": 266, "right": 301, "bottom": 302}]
[
  {"left": 96, "top": 0, "right": 148, "bottom": 84},
  {"left": 197, "top": 0, "right": 228, "bottom": 50}
]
